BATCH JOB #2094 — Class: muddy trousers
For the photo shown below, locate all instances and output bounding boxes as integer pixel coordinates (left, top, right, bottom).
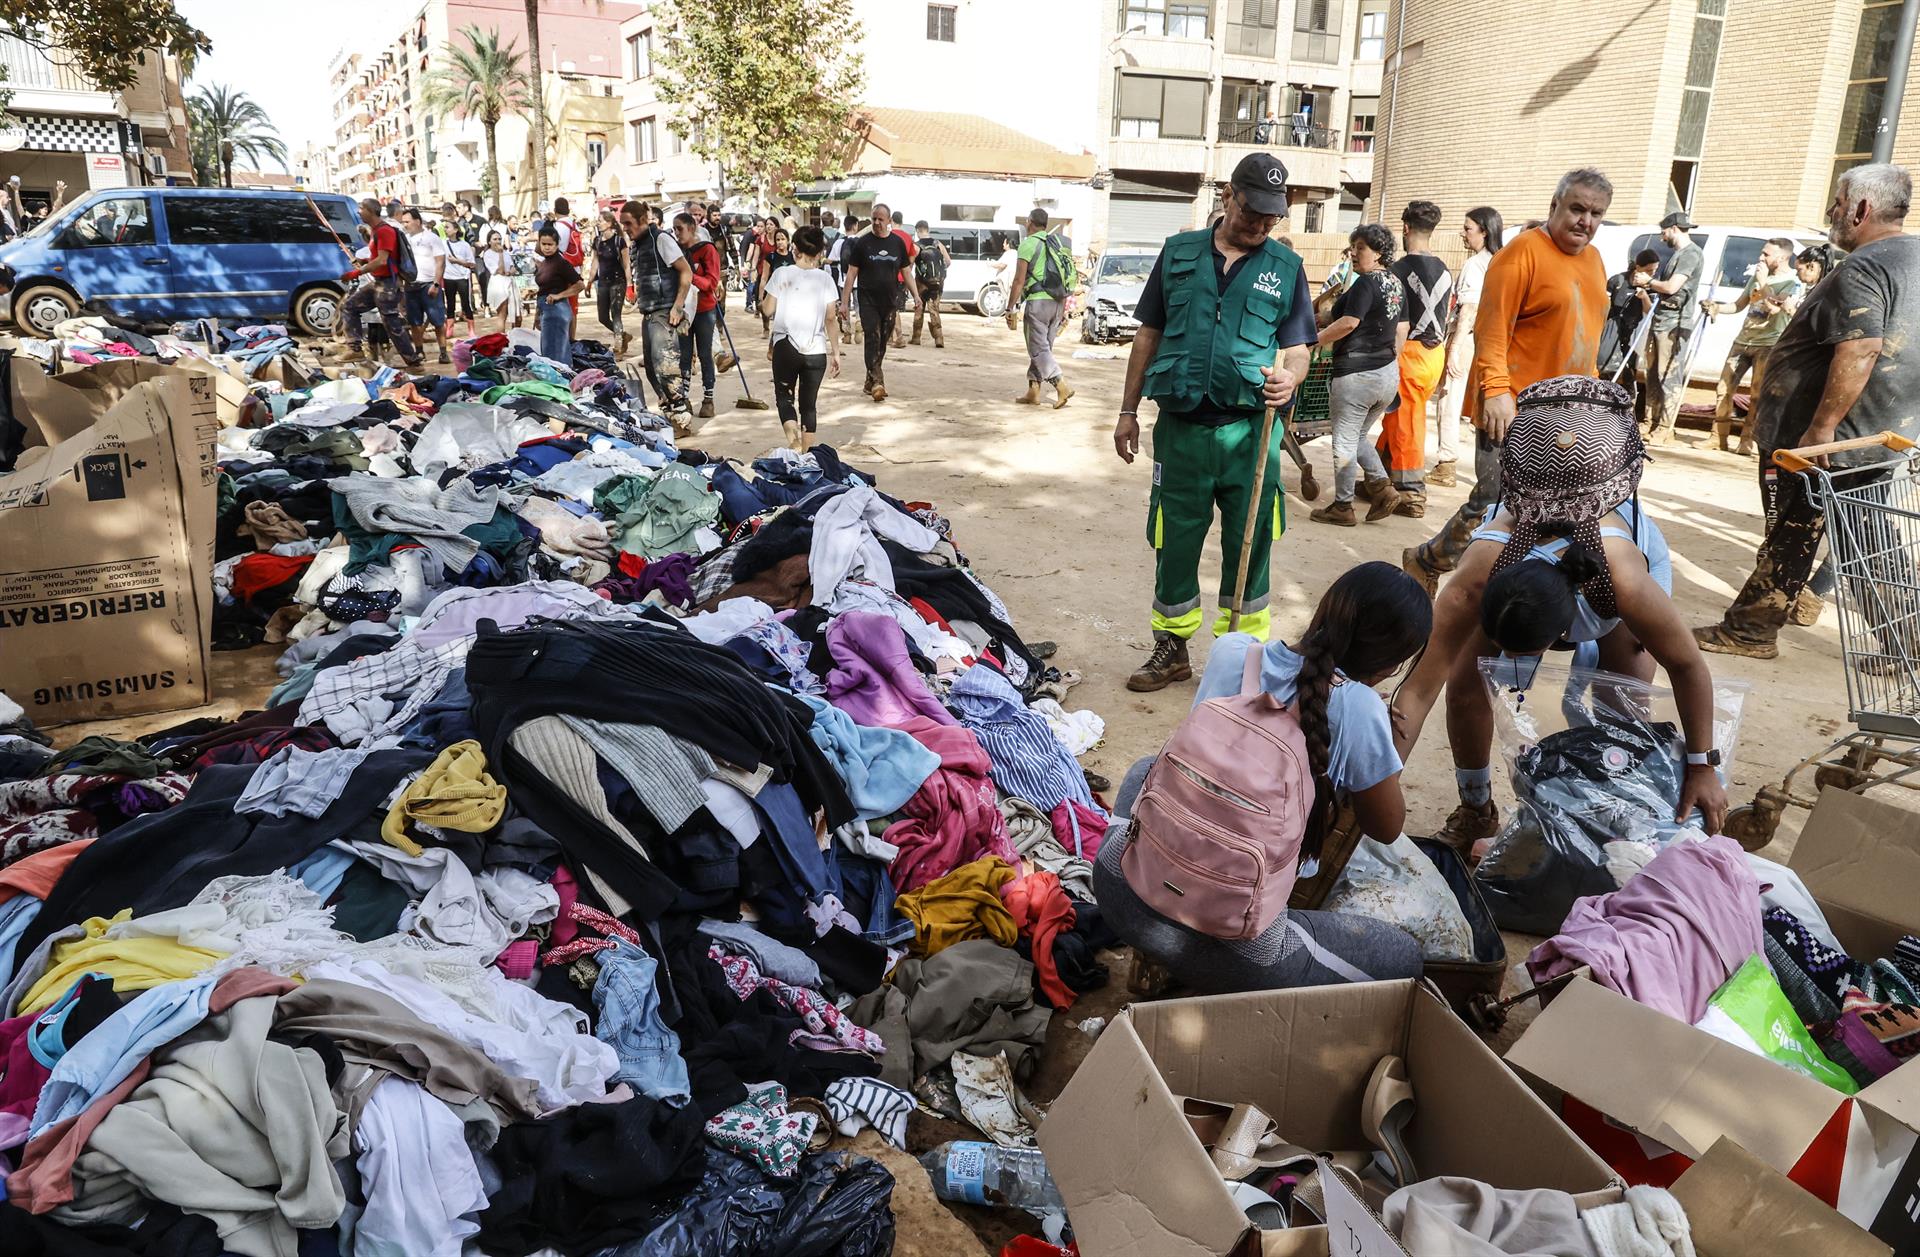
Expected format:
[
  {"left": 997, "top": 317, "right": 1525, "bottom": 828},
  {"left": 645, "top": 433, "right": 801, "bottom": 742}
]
[
  {"left": 858, "top": 291, "right": 896, "bottom": 387},
  {"left": 1720, "top": 456, "right": 1906, "bottom": 645},
  {"left": 343, "top": 277, "right": 418, "bottom": 361},
  {"left": 1411, "top": 428, "right": 1503, "bottom": 576},
  {"left": 1146, "top": 411, "right": 1285, "bottom": 642},
  {"left": 912, "top": 282, "right": 943, "bottom": 343},
  {"left": 1377, "top": 339, "right": 1443, "bottom": 491}
]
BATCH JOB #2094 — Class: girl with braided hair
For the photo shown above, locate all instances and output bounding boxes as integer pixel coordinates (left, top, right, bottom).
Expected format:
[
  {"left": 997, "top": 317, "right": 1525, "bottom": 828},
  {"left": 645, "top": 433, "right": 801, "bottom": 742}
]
[
  {"left": 1390, "top": 375, "right": 1728, "bottom": 854},
  {"left": 1093, "top": 561, "right": 1433, "bottom": 993}
]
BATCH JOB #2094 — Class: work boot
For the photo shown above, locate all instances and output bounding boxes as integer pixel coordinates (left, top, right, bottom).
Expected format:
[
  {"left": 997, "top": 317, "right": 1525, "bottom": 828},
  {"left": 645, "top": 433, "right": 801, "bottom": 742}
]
[
  {"left": 1392, "top": 489, "right": 1427, "bottom": 519},
  {"left": 1015, "top": 381, "right": 1041, "bottom": 405},
  {"left": 1436, "top": 800, "right": 1500, "bottom": 859},
  {"left": 1428, "top": 460, "right": 1457, "bottom": 488},
  {"left": 1310, "top": 500, "right": 1357, "bottom": 527},
  {"left": 1364, "top": 479, "right": 1403, "bottom": 522},
  {"left": 1402, "top": 546, "right": 1439, "bottom": 598},
  {"left": 1789, "top": 589, "right": 1825, "bottom": 627},
  {"left": 782, "top": 419, "right": 802, "bottom": 448},
  {"left": 698, "top": 395, "right": 715, "bottom": 420},
  {"left": 716, "top": 349, "right": 737, "bottom": 373},
  {"left": 1126, "top": 636, "right": 1192, "bottom": 693},
  {"left": 1692, "top": 624, "right": 1780, "bottom": 660},
  {"left": 1054, "top": 378, "right": 1075, "bottom": 409}
]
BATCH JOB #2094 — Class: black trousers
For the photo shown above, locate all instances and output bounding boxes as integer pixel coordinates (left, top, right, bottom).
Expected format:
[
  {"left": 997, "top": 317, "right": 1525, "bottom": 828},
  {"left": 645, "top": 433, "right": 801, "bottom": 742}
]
[
  {"left": 857, "top": 290, "right": 896, "bottom": 386},
  {"left": 444, "top": 276, "right": 475, "bottom": 321},
  {"left": 772, "top": 336, "right": 827, "bottom": 432}
]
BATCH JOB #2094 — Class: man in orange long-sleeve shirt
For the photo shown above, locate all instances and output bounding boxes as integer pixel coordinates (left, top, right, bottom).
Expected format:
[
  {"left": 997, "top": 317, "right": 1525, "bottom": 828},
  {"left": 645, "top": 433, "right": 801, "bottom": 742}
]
[{"left": 1404, "top": 169, "right": 1613, "bottom": 594}]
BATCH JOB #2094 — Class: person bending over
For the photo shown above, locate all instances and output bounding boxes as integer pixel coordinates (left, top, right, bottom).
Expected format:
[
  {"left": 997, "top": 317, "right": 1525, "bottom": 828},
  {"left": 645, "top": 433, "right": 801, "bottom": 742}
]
[{"left": 1389, "top": 376, "right": 1727, "bottom": 855}]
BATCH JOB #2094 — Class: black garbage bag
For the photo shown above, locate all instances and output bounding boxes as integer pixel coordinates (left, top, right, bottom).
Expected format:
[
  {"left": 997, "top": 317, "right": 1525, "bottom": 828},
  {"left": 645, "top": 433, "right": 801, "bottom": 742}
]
[
  {"left": 598, "top": 1147, "right": 897, "bottom": 1257},
  {"left": 1472, "top": 712, "right": 1689, "bottom": 936}
]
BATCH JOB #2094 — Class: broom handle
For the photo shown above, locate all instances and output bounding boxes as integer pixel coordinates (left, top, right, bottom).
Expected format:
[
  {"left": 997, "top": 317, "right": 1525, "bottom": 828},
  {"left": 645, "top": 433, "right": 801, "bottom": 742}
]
[{"left": 1227, "top": 360, "right": 1285, "bottom": 633}]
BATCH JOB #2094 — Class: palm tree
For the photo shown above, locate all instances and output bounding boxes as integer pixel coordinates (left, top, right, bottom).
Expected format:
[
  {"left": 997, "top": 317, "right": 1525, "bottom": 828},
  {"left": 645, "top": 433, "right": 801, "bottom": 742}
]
[
  {"left": 523, "top": 0, "right": 550, "bottom": 208},
  {"left": 187, "top": 84, "right": 287, "bottom": 188},
  {"left": 420, "top": 24, "right": 533, "bottom": 213}
]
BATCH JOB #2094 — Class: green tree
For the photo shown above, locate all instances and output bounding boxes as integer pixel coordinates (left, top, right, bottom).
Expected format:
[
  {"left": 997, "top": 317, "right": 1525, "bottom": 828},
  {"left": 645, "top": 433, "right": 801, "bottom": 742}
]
[
  {"left": 652, "top": 0, "right": 865, "bottom": 204},
  {"left": 187, "top": 83, "right": 286, "bottom": 188},
  {"left": 421, "top": 24, "right": 532, "bottom": 216},
  {"left": 0, "top": 0, "right": 205, "bottom": 92},
  {"left": 521, "top": 0, "right": 549, "bottom": 208}
]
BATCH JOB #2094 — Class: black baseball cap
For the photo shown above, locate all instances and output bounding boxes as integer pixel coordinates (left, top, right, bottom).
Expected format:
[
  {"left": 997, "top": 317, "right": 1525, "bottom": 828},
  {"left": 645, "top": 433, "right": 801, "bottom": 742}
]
[
  {"left": 1230, "top": 153, "right": 1290, "bottom": 216},
  {"left": 1659, "top": 211, "right": 1694, "bottom": 230}
]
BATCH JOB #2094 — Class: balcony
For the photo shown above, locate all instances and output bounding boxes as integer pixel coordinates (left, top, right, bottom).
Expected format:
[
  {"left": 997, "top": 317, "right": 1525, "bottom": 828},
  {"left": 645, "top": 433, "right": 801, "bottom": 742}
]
[{"left": 0, "top": 34, "right": 117, "bottom": 117}]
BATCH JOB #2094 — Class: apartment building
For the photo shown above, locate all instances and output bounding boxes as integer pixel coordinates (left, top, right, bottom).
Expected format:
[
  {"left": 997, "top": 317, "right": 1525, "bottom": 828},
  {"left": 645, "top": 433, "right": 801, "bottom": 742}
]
[
  {"left": 1096, "top": 0, "right": 1388, "bottom": 246},
  {"left": 0, "top": 36, "right": 194, "bottom": 207},
  {"left": 1374, "top": 0, "right": 1920, "bottom": 235},
  {"left": 618, "top": 0, "right": 1100, "bottom": 240},
  {"left": 329, "top": 0, "right": 638, "bottom": 212}
]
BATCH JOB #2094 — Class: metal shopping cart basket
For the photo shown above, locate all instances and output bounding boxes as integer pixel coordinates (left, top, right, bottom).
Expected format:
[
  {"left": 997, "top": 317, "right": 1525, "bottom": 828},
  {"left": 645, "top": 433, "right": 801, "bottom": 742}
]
[
  {"left": 1726, "top": 432, "right": 1920, "bottom": 848},
  {"left": 1278, "top": 348, "right": 1335, "bottom": 501}
]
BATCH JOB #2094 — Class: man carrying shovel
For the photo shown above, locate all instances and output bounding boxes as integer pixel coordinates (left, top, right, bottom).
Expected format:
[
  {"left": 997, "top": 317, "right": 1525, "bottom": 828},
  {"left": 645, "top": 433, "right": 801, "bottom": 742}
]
[{"left": 1113, "top": 154, "right": 1316, "bottom": 692}]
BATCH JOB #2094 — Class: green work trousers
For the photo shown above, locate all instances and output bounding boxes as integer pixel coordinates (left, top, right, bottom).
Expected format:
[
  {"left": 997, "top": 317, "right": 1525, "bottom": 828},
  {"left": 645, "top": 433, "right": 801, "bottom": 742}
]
[{"left": 1146, "top": 411, "right": 1285, "bottom": 641}]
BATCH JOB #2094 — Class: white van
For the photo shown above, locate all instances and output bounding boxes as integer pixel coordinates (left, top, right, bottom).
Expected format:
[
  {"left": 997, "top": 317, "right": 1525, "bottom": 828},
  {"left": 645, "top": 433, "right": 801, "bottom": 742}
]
[
  {"left": 1585, "top": 223, "right": 1826, "bottom": 384},
  {"left": 924, "top": 224, "right": 1025, "bottom": 317}
]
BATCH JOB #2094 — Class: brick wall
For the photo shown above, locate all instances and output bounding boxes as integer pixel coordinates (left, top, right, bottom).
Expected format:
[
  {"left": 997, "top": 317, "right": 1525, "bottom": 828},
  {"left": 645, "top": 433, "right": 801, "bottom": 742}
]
[{"left": 1373, "top": 0, "right": 1699, "bottom": 228}]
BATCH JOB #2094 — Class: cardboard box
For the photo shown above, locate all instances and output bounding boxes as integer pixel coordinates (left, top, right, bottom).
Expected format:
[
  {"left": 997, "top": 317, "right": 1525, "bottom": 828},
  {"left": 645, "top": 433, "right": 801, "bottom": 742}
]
[
  {"left": 1508, "top": 788, "right": 1920, "bottom": 1248},
  {"left": 0, "top": 363, "right": 218, "bottom": 723},
  {"left": 1039, "top": 979, "right": 1617, "bottom": 1257}
]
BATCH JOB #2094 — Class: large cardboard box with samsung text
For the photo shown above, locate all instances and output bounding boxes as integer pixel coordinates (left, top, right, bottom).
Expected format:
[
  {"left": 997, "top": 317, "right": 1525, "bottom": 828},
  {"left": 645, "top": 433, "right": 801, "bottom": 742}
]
[{"left": 0, "top": 361, "right": 218, "bottom": 723}]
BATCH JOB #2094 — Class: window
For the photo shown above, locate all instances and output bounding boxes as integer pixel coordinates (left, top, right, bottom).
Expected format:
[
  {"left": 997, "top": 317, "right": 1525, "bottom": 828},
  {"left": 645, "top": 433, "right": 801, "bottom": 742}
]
[
  {"left": 1114, "top": 73, "right": 1207, "bottom": 140},
  {"left": 1357, "top": 0, "right": 1388, "bottom": 59},
  {"left": 1226, "top": 0, "right": 1279, "bottom": 57},
  {"left": 1121, "top": 0, "right": 1210, "bottom": 38},
  {"left": 56, "top": 194, "right": 154, "bottom": 248},
  {"left": 1717, "top": 235, "right": 1766, "bottom": 288},
  {"left": 1834, "top": 0, "right": 1901, "bottom": 195},
  {"left": 627, "top": 32, "right": 650, "bottom": 80},
  {"left": 163, "top": 196, "right": 345, "bottom": 246},
  {"left": 927, "top": 4, "right": 955, "bottom": 41},
  {"left": 939, "top": 203, "right": 996, "bottom": 222},
  {"left": 1348, "top": 95, "right": 1378, "bottom": 152},
  {"left": 1293, "top": 0, "right": 1344, "bottom": 62},
  {"left": 586, "top": 133, "right": 607, "bottom": 174},
  {"left": 630, "top": 117, "right": 656, "bottom": 164}
]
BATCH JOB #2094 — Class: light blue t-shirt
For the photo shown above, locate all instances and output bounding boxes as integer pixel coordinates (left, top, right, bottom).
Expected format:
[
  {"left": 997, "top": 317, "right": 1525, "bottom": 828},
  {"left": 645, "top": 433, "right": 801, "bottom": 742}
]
[{"left": 1195, "top": 635, "right": 1403, "bottom": 794}]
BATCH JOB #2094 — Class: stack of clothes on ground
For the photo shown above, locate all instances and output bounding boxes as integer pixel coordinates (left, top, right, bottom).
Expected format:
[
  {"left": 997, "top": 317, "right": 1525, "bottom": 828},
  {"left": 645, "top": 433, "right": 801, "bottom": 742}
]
[{"left": 0, "top": 329, "right": 1113, "bottom": 1255}]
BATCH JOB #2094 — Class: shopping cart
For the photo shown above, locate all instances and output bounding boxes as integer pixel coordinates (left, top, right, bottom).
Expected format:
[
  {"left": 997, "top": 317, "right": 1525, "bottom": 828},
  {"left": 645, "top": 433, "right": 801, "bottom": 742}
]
[
  {"left": 1725, "top": 432, "right": 1920, "bottom": 849},
  {"left": 1279, "top": 348, "right": 1334, "bottom": 501}
]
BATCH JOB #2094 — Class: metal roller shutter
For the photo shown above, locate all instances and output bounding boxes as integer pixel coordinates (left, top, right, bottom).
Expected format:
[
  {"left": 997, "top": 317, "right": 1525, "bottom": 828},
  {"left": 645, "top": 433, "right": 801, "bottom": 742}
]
[{"left": 1107, "top": 195, "right": 1193, "bottom": 247}]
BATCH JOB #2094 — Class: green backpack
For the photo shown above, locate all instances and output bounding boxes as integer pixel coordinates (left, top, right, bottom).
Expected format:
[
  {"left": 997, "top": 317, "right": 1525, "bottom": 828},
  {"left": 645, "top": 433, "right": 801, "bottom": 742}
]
[{"left": 1029, "top": 231, "right": 1078, "bottom": 301}]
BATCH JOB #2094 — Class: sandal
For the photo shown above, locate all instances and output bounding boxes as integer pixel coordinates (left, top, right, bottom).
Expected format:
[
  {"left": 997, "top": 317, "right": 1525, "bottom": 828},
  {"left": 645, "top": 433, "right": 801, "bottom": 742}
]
[{"left": 1361, "top": 1056, "right": 1417, "bottom": 1187}]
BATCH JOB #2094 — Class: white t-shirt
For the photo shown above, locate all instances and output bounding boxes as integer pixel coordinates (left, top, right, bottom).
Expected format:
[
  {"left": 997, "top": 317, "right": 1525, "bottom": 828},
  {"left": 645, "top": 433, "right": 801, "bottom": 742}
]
[
  {"left": 766, "top": 264, "right": 838, "bottom": 356},
  {"left": 445, "top": 238, "right": 476, "bottom": 282},
  {"left": 1455, "top": 250, "right": 1492, "bottom": 309},
  {"left": 407, "top": 227, "right": 448, "bottom": 283}
]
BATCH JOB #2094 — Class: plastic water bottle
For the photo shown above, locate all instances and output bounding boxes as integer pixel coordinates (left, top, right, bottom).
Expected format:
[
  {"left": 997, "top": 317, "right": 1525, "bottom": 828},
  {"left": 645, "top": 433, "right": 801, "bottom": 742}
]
[{"left": 918, "top": 1141, "right": 1066, "bottom": 1211}]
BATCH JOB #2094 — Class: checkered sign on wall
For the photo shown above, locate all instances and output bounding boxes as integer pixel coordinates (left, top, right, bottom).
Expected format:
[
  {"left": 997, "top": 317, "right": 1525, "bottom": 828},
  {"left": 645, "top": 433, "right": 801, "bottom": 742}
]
[{"left": 18, "top": 113, "right": 118, "bottom": 154}]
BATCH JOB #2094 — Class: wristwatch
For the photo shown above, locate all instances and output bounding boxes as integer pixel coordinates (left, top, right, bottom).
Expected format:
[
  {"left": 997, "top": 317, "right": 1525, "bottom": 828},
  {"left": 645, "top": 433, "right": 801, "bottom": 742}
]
[{"left": 1685, "top": 750, "right": 1722, "bottom": 768}]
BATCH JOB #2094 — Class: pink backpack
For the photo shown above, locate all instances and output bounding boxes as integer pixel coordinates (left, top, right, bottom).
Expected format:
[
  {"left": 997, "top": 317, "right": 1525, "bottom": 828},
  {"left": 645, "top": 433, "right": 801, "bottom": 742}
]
[{"left": 1121, "top": 646, "right": 1313, "bottom": 940}]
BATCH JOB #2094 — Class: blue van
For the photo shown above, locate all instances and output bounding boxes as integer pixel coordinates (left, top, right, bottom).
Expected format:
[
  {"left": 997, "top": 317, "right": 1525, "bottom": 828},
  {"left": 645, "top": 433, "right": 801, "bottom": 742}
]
[{"left": 0, "top": 187, "right": 364, "bottom": 337}]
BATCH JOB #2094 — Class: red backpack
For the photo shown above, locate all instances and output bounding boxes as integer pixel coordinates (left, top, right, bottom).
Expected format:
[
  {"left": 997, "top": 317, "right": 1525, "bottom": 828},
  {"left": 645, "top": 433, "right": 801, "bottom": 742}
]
[{"left": 1121, "top": 647, "right": 1313, "bottom": 940}]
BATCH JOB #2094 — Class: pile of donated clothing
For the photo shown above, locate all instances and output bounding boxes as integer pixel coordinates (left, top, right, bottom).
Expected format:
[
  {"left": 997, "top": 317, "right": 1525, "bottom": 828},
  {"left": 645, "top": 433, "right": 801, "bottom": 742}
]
[{"left": 0, "top": 326, "right": 1116, "bottom": 1256}]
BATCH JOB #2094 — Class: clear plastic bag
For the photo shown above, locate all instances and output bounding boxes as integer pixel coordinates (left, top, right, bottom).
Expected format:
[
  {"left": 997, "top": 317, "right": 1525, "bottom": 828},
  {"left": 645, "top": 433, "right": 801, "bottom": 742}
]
[
  {"left": 1323, "top": 835, "right": 1476, "bottom": 961},
  {"left": 1470, "top": 658, "right": 1751, "bottom": 935}
]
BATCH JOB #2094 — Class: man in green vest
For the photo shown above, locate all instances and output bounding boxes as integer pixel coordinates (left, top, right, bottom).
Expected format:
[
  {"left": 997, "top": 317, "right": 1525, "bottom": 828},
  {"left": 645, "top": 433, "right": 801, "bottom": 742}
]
[{"left": 1114, "top": 153, "right": 1317, "bottom": 692}]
